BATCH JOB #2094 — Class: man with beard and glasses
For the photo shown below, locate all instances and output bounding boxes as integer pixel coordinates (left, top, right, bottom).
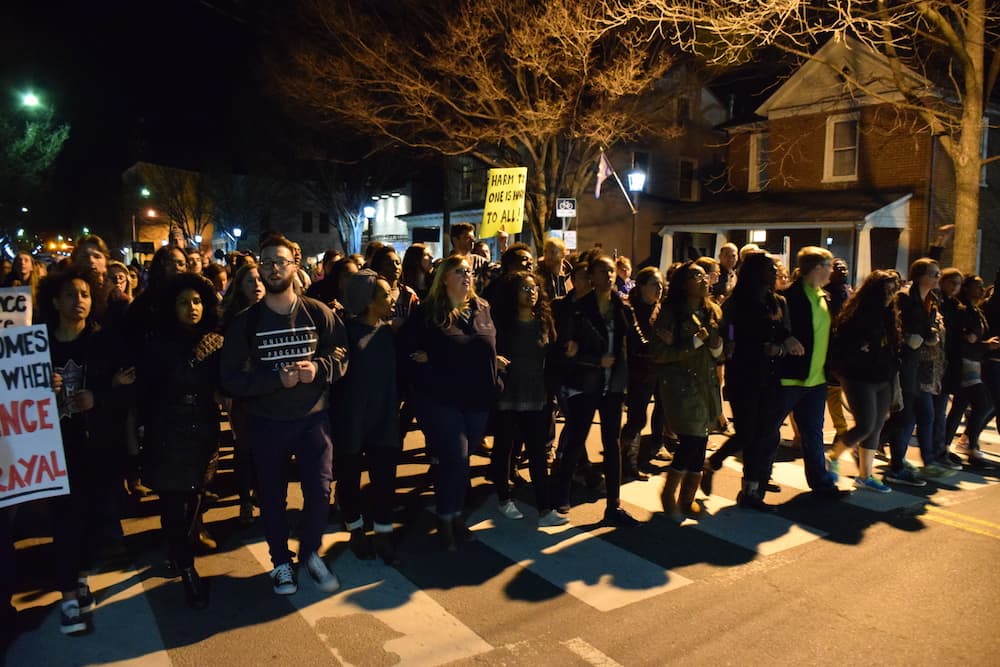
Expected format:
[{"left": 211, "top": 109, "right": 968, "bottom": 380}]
[{"left": 220, "top": 235, "right": 349, "bottom": 596}]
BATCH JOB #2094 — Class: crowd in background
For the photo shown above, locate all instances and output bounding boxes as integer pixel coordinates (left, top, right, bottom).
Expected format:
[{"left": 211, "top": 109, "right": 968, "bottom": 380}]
[{"left": 1, "top": 223, "right": 997, "bottom": 638}]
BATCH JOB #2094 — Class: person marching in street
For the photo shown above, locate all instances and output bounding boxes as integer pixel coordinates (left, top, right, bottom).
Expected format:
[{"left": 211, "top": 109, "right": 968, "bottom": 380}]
[
  {"left": 619, "top": 267, "right": 665, "bottom": 481},
  {"left": 702, "top": 252, "right": 792, "bottom": 510},
  {"left": 766, "top": 247, "right": 845, "bottom": 498},
  {"left": 334, "top": 269, "right": 404, "bottom": 565},
  {"left": 220, "top": 235, "right": 348, "bottom": 596},
  {"left": 137, "top": 273, "right": 224, "bottom": 608},
  {"left": 553, "top": 254, "right": 644, "bottom": 527},
  {"left": 823, "top": 258, "right": 854, "bottom": 442},
  {"left": 826, "top": 270, "right": 903, "bottom": 493},
  {"left": 655, "top": 261, "right": 726, "bottom": 521},
  {"left": 488, "top": 271, "right": 569, "bottom": 528},
  {"left": 400, "top": 255, "right": 501, "bottom": 551}
]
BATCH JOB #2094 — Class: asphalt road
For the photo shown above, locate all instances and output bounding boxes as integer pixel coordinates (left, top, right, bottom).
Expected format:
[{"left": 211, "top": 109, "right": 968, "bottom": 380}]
[{"left": 6, "top": 411, "right": 1000, "bottom": 667}]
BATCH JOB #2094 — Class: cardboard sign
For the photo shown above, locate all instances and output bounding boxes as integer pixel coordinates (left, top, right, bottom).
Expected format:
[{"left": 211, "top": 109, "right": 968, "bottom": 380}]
[
  {"left": 0, "top": 324, "right": 69, "bottom": 508},
  {"left": 0, "top": 286, "right": 32, "bottom": 329},
  {"left": 480, "top": 167, "right": 527, "bottom": 238}
]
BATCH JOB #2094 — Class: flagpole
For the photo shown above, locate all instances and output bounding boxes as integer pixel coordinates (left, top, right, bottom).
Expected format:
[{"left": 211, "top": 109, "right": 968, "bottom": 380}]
[{"left": 598, "top": 149, "right": 637, "bottom": 214}]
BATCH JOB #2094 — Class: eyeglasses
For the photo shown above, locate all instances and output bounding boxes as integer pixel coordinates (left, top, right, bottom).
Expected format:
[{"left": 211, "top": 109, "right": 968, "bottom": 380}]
[
  {"left": 261, "top": 258, "right": 294, "bottom": 270},
  {"left": 453, "top": 268, "right": 473, "bottom": 276},
  {"left": 520, "top": 284, "right": 538, "bottom": 293}
]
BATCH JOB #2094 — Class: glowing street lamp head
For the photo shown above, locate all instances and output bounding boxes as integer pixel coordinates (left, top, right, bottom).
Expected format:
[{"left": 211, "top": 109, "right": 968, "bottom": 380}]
[
  {"left": 193, "top": 234, "right": 203, "bottom": 244},
  {"left": 145, "top": 208, "right": 157, "bottom": 218},
  {"left": 627, "top": 169, "right": 646, "bottom": 193},
  {"left": 233, "top": 227, "right": 242, "bottom": 238},
  {"left": 140, "top": 187, "right": 151, "bottom": 198},
  {"left": 363, "top": 205, "right": 376, "bottom": 219},
  {"left": 20, "top": 92, "right": 40, "bottom": 108}
]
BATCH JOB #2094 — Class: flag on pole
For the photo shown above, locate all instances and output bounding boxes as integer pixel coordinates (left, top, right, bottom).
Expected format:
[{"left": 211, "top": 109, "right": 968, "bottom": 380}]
[{"left": 594, "top": 151, "right": 613, "bottom": 199}]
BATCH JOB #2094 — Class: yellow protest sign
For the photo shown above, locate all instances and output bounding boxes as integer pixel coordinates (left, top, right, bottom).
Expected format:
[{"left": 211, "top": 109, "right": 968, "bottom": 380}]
[{"left": 480, "top": 167, "right": 527, "bottom": 238}]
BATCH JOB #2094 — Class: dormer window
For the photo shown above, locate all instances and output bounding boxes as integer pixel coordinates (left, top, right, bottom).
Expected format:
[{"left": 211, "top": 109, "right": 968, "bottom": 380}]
[{"left": 824, "top": 113, "right": 859, "bottom": 182}]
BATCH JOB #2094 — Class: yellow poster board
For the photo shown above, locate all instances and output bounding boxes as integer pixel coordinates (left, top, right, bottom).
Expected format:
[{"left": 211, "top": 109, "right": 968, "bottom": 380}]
[{"left": 480, "top": 167, "right": 527, "bottom": 238}]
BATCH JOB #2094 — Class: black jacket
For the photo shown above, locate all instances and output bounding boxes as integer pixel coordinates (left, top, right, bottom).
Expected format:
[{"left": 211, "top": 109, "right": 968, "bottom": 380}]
[
  {"left": 776, "top": 279, "right": 831, "bottom": 381},
  {"left": 560, "top": 290, "right": 641, "bottom": 395}
]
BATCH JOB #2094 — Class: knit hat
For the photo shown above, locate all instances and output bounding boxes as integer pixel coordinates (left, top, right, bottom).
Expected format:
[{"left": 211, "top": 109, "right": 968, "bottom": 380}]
[{"left": 342, "top": 269, "right": 379, "bottom": 318}]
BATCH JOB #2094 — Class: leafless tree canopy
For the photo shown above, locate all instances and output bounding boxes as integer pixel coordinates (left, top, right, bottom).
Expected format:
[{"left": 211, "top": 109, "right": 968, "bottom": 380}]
[
  {"left": 602, "top": 0, "right": 999, "bottom": 270},
  {"left": 273, "top": 0, "right": 684, "bottom": 248}
]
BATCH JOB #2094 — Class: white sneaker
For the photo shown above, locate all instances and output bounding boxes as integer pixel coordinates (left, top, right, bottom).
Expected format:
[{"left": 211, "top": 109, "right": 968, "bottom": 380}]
[
  {"left": 305, "top": 552, "right": 341, "bottom": 593},
  {"left": 270, "top": 562, "right": 297, "bottom": 595},
  {"left": 498, "top": 500, "right": 524, "bottom": 520},
  {"left": 538, "top": 510, "right": 569, "bottom": 527}
]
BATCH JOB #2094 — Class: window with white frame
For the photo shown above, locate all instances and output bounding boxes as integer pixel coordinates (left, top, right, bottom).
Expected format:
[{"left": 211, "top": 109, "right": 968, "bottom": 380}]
[
  {"left": 678, "top": 158, "right": 698, "bottom": 201},
  {"left": 749, "top": 132, "right": 769, "bottom": 192},
  {"left": 823, "top": 113, "right": 859, "bottom": 182},
  {"left": 460, "top": 163, "right": 476, "bottom": 201}
]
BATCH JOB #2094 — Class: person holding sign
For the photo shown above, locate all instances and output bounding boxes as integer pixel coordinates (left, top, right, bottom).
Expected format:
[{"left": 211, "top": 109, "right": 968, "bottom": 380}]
[
  {"left": 42, "top": 269, "right": 132, "bottom": 635},
  {"left": 2, "top": 252, "right": 42, "bottom": 318}
]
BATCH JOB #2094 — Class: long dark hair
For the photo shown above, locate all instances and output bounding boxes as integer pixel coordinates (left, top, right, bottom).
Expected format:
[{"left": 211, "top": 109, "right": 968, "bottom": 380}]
[
  {"left": 491, "top": 271, "right": 555, "bottom": 350},
  {"left": 157, "top": 273, "right": 220, "bottom": 335},
  {"left": 401, "top": 243, "right": 430, "bottom": 290},
  {"left": 662, "top": 260, "right": 719, "bottom": 335},
  {"left": 729, "top": 251, "right": 780, "bottom": 316},
  {"left": 834, "top": 269, "right": 901, "bottom": 347}
]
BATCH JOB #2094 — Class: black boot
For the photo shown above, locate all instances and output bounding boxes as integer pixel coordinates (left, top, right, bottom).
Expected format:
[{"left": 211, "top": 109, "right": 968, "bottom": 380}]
[
  {"left": 181, "top": 566, "right": 209, "bottom": 609},
  {"left": 373, "top": 532, "right": 401, "bottom": 566},
  {"left": 451, "top": 515, "right": 477, "bottom": 543},
  {"left": 349, "top": 528, "right": 375, "bottom": 560},
  {"left": 437, "top": 517, "right": 456, "bottom": 552},
  {"left": 736, "top": 480, "right": 775, "bottom": 513},
  {"left": 620, "top": 434, "right": 648, "bottom": 483}
]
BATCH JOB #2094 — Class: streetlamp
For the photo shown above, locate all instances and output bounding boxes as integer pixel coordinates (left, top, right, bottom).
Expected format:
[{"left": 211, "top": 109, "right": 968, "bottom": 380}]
[
  {"left": 363, "top": 205, "right": 376, "bottom": 244},
  {"left": 627, "top": 169, "right": 646, "bottom": 261},
  {"left": 20, "top": 92, "right": 40, "bottom": 109}
]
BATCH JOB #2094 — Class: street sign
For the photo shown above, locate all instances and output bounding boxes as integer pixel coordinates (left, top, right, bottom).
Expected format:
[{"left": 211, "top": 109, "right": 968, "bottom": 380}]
[{"left": 555, "top": 198, "right": 577, "bottom": 218}]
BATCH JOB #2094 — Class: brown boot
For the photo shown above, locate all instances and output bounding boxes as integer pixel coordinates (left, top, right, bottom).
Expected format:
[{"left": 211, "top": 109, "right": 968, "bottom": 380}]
[
  {"left": 679, "top": 472, "right": 704, "bottom": 517},
  {"left": 660, "top": 469, "right": 684, "bottom": 522}
]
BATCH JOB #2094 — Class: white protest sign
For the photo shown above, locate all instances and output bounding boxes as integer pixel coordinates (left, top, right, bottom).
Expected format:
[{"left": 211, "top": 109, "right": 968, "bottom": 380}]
[
  {"left": 0, "top": 324, "right": 69, "bottom": 508},
  {"left": 0, "top": 286, "right": 32, "bottom": 328}
]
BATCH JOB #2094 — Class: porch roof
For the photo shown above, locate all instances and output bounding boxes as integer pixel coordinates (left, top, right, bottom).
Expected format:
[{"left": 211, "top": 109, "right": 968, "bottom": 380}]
[{"left": 657, "top": 190, "right": 912, "bottom": 232}]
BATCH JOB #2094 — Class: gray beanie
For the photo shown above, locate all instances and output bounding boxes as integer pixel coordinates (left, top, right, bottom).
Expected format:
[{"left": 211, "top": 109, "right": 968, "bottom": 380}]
[{"left": 342, "top": 269, "right": 379, "bottom": 318}]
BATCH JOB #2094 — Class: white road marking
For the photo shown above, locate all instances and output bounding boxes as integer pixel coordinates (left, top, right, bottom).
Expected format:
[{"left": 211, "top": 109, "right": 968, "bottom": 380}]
[
  {"left": 561, "top": 637, "right": 625, "bottom": 667},
  {"left": 467, "top": 506, "right": 693, "bottom": 612},
  {"left": 246, "top": 537, "right": 493, "bottom": 666}
]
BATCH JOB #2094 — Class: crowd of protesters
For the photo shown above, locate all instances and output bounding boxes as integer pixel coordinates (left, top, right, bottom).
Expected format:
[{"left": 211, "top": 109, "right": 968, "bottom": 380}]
[{"left": 1, "top": 223, "right": 998, "bottom": 639}]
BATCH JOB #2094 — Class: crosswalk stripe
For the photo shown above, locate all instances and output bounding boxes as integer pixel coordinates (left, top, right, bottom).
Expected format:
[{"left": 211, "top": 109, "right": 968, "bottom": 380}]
[
  {"left": 561, "top": 637, "right": 625, "bottom": 667},
  {"left": 246, "top": 538, "right": 494, "bottom": 666},
  {"left": 466, "top": 505, "right": 692, "bottom": 612},
  {"left": 618, "top": 476, "right": 827, "bottom": 556},
  {"left": 9, "top": 564, "right": 173, "bottom": 666},
  {"left": 768, "top": 460, "right": 927, "bottom": 512}
]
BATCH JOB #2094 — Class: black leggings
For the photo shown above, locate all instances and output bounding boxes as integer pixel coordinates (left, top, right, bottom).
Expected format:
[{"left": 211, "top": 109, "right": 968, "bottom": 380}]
[
  {"left": 671, "top": 434, "right": 708, "bottom": 473},
  {"left": 491, "top": 409, "right": 552, "bottom": 511},
  {"left": 555, "top": 392, "right": 623, "bottom": 506},
  {"left": 159, "top": 491, "right": 200, "bottom": 570},
  {"left": 336, "top": 448, "right": 399, "bottom": 528}
]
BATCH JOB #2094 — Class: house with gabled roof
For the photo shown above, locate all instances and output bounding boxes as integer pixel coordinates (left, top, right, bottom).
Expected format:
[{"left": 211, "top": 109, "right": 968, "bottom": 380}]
[{"left": 657, "top": 36, "right": 999, "bottom": 282}]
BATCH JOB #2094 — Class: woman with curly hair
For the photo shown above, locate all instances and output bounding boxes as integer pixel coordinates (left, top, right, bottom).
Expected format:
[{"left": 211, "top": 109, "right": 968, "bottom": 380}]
[
  {"left": 137, "top": 273, "right": 223, "bottom": 608},
  {"left": 827, "top": 270, "right": 903, "bottom": 493},
  {"left": 488, "top": 271, "right": 568, "bottom": 527},
  {"left": 654, "top": 260, "right": 724, "bottom": 521},
  {"left": 401, "top": 255, "right": 500, "bottom": 550}
]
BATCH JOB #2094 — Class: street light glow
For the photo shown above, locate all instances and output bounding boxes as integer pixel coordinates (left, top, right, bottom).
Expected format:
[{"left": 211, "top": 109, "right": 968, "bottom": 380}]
[
  {"left": 627, "top": 169, "right": 646, "bottom": 193},
  {"left": 233, "top": 227, "right": 242, "bottom": 238},
  {"left": 146, "top": 208, "right": 157, "bottom": 217},
  {"left": 363, "top": 205, "right": 376, "bottom": 218},
  {"left": 140, "top": 187, "right": 151, "bottom": 198},
  {"left": 20, "top": 206, "right": 28, "bottom": 213},
  {"left": 194, "top": 234, "right": 203, "bottom": 244},
  {"left": 20, "top": 92, "right": 40, "bottom": 108}
]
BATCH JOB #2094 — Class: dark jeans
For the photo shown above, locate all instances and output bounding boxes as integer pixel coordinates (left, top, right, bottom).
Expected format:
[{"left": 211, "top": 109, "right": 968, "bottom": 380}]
[
  {"left": 491, "top": 409, "right": 552, "bottom": 511},
  {"left": 621, "top": 376, "right": 663, "bottom": 445},
  {"left": 420, "top": 403, "right": 488, "bottom": 517},
  {"left": 159, "top": 491, "right": 199, "bottom": 569},
  {"left": 946, "top": 382, "right": 994, "bottom": 450},
  {"left": 671, "top": 434, "right": 708, "bottom": 473},
  {"left": 717, "top": 383, "right": 781, "bottom": 484},
  {"left": 336, "top": 448, "right": 399, "bottom": 527},
  {"left": 841, "top": 379, "right": 893, "bottom": 450},
  {"left": 555, "top": 391, "right": 623, "bottom": 508},
  {"left": 248, "top": 410, "right": 333, "bottom": 567},
  {"left": 771, "top": 384, "right": 835, "bottom": 490},
  {"left": 887, "top": 390, "right": 944, "bottom": 470}
]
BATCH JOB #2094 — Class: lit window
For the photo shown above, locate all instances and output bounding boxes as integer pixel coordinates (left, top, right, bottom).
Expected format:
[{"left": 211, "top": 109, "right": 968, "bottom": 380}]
[{"left": 824, "top": 113, "right": 859, "bottom": 182}]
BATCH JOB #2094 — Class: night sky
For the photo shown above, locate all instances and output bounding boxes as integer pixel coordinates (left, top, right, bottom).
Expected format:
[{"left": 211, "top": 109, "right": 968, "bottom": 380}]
[{"left": 0, "top": 0, "right": 269, "bottom": 237}]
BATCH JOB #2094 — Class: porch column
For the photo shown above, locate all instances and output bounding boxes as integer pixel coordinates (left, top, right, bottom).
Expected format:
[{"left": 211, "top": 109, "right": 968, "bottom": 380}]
[
  {"left": 714, "top": 232, "right": 728, "bottom": 257},
  {"left": 658, "top": 229, "right": 674, "bottom": 273},
  {"left": 855, "top": 222, "right": 872, "bottom": 283},
  {"left": 895, "top": 226, "right": 910, "bottom": 276}
]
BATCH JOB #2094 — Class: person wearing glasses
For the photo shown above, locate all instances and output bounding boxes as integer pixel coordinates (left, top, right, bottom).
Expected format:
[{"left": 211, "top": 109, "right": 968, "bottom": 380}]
[{"left": 220, "top": 235, "right": 348, "bottom": 596}]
